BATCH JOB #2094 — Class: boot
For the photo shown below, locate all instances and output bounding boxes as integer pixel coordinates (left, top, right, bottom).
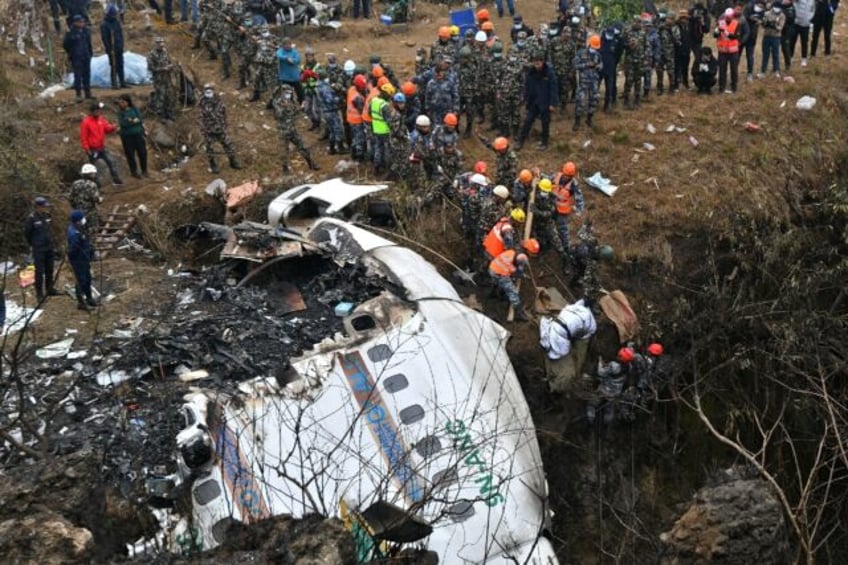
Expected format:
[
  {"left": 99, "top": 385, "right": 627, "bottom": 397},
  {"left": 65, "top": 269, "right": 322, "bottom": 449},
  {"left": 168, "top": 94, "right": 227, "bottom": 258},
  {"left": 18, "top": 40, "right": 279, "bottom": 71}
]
[
  {"left": 209, "top": 157, "right": 220, "bottom": 173},
  {"left": 85, "top": 296, "right": 99, "bottom": 307},
  {"left": 237, "top": 78, "right": 247, "bottom": 90},
  {"left": 229, "top": 156, "right": 242, "bottom": 170},
  {"left": 84, "top": 90, "right": 94, "bottom": 99},
  {"left": 306, "top": 155, "right": 321, "bottom": 171},
  {"left": 572, "top": 115, "right": 581, "bottom": 132},
  {"left": 623, "top": 96, "right": 632, "bottom": 110},
  {"left": 249, "top": 90, "right": 261, "bottom": 102},
  {"left": 328, "top": 142, "right": 337, "bottom": 155},
  {"left": 77, "top": 301, "right": 92, "bottom": 311},
  {"left": 634, "top": 93, "right": 641, "bottom": 109},
  {"left": 586, "top": 113, "right": 594, "bottom": 128},
  {"left": 318, "top": 128, "right": 329, "bottom": 141},
  {"left": 603, "top": 99, "right": 610, "bottom": 113},
  {"left": 221, "top": 55, "right": 231, "bottom": 79}
]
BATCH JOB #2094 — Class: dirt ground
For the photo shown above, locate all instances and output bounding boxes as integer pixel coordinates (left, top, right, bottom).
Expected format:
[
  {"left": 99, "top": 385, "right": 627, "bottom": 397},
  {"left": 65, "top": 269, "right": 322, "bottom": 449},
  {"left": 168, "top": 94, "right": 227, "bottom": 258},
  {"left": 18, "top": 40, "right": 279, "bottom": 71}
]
[{"left": 2, "top": 0, "right": 848, "bottom": 562}]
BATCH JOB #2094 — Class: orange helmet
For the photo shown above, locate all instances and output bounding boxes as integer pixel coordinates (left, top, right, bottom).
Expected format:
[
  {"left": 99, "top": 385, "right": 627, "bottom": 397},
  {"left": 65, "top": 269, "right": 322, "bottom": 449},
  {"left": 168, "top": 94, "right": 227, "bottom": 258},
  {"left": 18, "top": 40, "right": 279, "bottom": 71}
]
[
  {"left": 474, "top": 161, "right": 487, "bottom": 174},
  {"left": 438, "top": 26, "right": 451, "bottom": 39},
  {"left": 476, "top": 8, "right": 490, "bottom": 22},
  {"left": 481, "top": 21, "right": 494, "bottom": 32},
  {"left": 444, "top": 113, "right": 458, "bottom": 127},
  {"left": 493, "top": 137, "right": 509, "bottom": 151},
  {"left": 377, "top": 76, "right": 390, "bottom": 87},
  {"left": 617, "top": 347, "right": 635, "bottom": 363},
  {"left": 372, "top": 65, "right": 385, "bottom": 78},
  {"left": 588, "top": 34, "right": 601, "bottom": 49},
  {"left": 518, "top": 169, "right": 533, "bottom": 184},
  {"left": 562, "top": 161, "right": 577, "bottom": 176},
  {"left": 522, "top": 238, "right": 540, "bottom": 255},
  {"left": 401, "top": 81, "right": 417, "bottom": 96}
]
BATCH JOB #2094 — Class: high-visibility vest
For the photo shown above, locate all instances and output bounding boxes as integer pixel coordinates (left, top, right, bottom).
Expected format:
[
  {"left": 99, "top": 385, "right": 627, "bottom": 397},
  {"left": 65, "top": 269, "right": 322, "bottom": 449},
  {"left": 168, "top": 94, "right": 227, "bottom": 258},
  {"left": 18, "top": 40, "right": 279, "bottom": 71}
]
[
  {"left": 346, "top": 87, "right": 364, "bottom": 125},
  {"left": 552, "top": 174, "right": 575, "bottom": 215},
  {"left": 362, "top": 87, "right": 378, "bottom": 123},
  {"left": 370, "top": 97, "right": 390, "bottom": 135},
  {"left": 489, "top": 249, "right": 518, "bottom": 276},
  {"left": 716, "top": 19, "right": 740, "bottom": 54},
  {"left": 483, "top": 216, "right": 513, "bottom": 257}
]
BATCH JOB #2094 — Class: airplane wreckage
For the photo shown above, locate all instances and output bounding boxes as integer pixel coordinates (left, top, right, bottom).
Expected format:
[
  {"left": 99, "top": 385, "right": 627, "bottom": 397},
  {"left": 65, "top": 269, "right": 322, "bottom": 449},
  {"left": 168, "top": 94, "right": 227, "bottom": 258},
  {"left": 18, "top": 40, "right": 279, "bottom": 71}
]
[{"left": 130, "top": 179, "right": 559, "bottom": 563}]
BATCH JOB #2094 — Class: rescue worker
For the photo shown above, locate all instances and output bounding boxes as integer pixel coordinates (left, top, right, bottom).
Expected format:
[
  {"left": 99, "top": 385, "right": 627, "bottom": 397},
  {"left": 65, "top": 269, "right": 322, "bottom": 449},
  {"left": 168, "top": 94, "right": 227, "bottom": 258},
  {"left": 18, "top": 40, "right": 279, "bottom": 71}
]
[
  {"left": 656, "top": 13, "right": 677, "bottom": 94},
  {"left": 68, "top": 164, "right": 102, "bottom": 235},
  {"left": 587, "top": 358, "right": 629, "bottom": 424},
  {"left": 80, "top": 102, "right": 122, "bottom": 186},
  {"left": 516, "top": 53, "right": 558, "bottom": 151},
  {"left": 63, "top": 15, "right": 93, "bottom": 103},
  {"left": 67, "top": 210, "right": 98, "bottom": 311},
  {"left": 478, "top": 136, "right": 518, "bottom": 188},
  {"left": 408, "top": 115, "right": 433, "bottom": 192},
  {"left": 495, "top": 52, "right": 525, "bottom": 139},
  {"left": 552, "top": 161, "right": 585, "bottom": 257},
  {"left": 148, "top": 36, "right": 176, "bottom": 120},
  {"left": 531, "top": 178, "right": 566, "bottom": 258},
  {"left": 425, "top": 63, "right": 460, "bottom": 131},
  {"left": 459, "top": 168, "right": 489, "bottom": 250},
  {"left": 431, "top": 26, "right": 454, "bottom": 64},
  {"left": 198, "top": 84, "right": 242, "bottom": 173},
  {"left": 431, "top": 113, "right": 460, "bottom": 153},
  {"left": 251, "top": 28, "right": 277, "bottom": 103},
  {"left": 24, "top": 197, "right": 60, "bottom": 302},
  {"left": 478, "top": 184, "right": 513, "bottom": 252},
  {"left": 572, "top": 34, "right": 603, "bottom": 131},
  {"left": 513, "top": 168, "right": 535, "bottom": 208},
  {"left": 347, "top": 74, "right": 368, "bottom": 161},
  {"left": 317, "top": 69, "right": 344, "bottom": 155},
  {"left": 642, "top": 13, "right": 662, "bottom": 100},
  {"left": 600, "top": 25, "right": 623, "bottom": 112},
  {"left": 388, "top": 92, "right": 410, "bottom": 181},
  {"left": 483, "top": 207, "right": 524, "bottom": 261},
  {"left": 548, "top": 21, "right": 577, "bottom": 113},
  {"left": 301, "top": 46, "right": 322, "bottom": 131},
  {"left": 457, "top": 47, "right": 478, "bottom": 137},
  {"left": 370, "top": 83, "right": 395, "bottom": 174},
  {"left": 435, "top": 139, "right": 465, "bottom": 196},
  {"left": 488, "top": 238, "right": 540, "bottom": 322},
  {"left": 400, "top": 81, "right": 421, "bottom": 132},
  {"left": 714, "top": 7, "right": 743, "bottom": 93},
  {"left": 511, "top": 15, "right": 534, "bottom": 43},
  {"left": 273, "top": 84, "right": 319, "bottom": 173},
  {"left": 622, "top": 22, "right": 646, "bottom": 109}
]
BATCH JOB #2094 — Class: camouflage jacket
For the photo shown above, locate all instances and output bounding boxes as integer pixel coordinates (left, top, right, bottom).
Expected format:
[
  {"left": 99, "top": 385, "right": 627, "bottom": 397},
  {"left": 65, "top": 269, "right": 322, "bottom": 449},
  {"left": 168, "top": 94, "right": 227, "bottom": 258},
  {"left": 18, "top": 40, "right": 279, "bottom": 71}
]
[
  {"left": 425, "top": 76, "right": 458, "bottom": 114},
  {"left": 496, "top": 57, "right": 525, "bottom": 100},
  {"left": 272, "top": 89, "right": 299, "bottom": 129},
  {"left": 317, "top": 80, "right": 339, "bottom": 113},
  {"left": 457, "top": 58, "right": 478, "bottom": 99},
  {"left": 495, "top": 149, "right": 518, "bottom": 187},
  {"left": 430, "top": 125, "right": 459, "bottom": 152},
  {"left": 573, "top": 48, "right": 603, "bottom": 84},
  {"left": 430, "top": 40, "right": 454, "bottom": 65},
  {"left": 198, "top": 95, "right": 228, "bottom": 135},
  {"left": 548, "top": 35, "right": 576, "bottom": 76},
  {"left": 68, "top": 179, "right": 100, "bottom": 212},
  {"left": 147, "top": 47, "right": 173, "bottom": 75},
  {"left": 254, "top": 38, "right": 276, "bottom": 66}
]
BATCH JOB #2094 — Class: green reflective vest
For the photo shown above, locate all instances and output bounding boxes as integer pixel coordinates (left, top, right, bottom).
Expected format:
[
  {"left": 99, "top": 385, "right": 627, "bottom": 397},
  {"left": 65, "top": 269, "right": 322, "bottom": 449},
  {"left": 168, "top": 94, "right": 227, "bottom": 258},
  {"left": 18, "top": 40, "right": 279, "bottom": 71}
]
[{"left": 370, "top": 97, "right": 390, "bottom": 135}]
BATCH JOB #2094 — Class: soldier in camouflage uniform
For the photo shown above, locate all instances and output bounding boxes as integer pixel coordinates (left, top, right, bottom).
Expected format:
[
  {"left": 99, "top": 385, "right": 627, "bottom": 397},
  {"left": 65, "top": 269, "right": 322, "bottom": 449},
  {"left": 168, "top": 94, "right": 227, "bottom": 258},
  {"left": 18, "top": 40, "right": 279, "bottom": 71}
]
[
  {"left": 251, "top": 28, "right": 278, "bottom": 103},
  {"left": 656, "top": 14, "right": 677, "bottom": 95},
  {"left": 495, "top": 53, "right": 524, "bottom": 139},
  {"left": 68, "top": 164, "right": 101, "bottom": 235},
  {"left": 458, "top": 172, "right": 488, "bottom": 263},
  {"left": 509, "top": 31, "right": 531, "bottom": 68},
  {"left": 218, "top": 0, "right": 244, "bottom": 80},
  {"left": 425, "top": 66, "right": 459, "bottom": 134},
  {"left": 478, "top": 135, "right": 518, "bottom": 188},
  {"left": 317, "top": 69, "right": 345, "bottom": 154},
  {"left": 456, "top": 47, "right": 478, "bottom": 137},
  {"left": 435, "top": 140, "right": 464, "bottom": 198},
  {"left": 525, "top": 23, "right": 549, "bottom": 61},
  {"left": 531, "top": 179, "right": 566, "bottom": 257},
  {"left": 470, "top": 33, "right": 491, "bottom": 123},
  {"left": 195, "top": 0, "right": 222, "bottom": 61},
  {"left": 571, "top": 220, "right": 600, "bottom": 300},
  {"left": 478, "top": 186, "right": 512, "bottom": 250},
  {"left": 407, "top": 115, "right": 433, "bottom": 193},
  {"left": 272, "top": 84, "right": 320, "bottom": 173},
  {"left": 198, "top": 84, "right": 242, "bottom": 173},
  {"left": 235, "top": 17, "right": 257, "bottom": 90},
  {"left": 430, "top": 113, "right": 460, "bottom": 154},
  {"left": 622, "top": 24, "right": 646, "bottom": 109},
  {"left": 301, "top": 47, "right": 322, "bottom": 131},
  {"left": 642, "top": 15, "right": 661, "bottom": 99},
  {"left": 147, "top": 37, "right": 176, "bottom": 120},
  {"left": 388, "top": 93, "right": 410, "bottom": 182},
  {"left": 548, "top": 25, "right": 577, "bottom": 112},
  {"left": 430, "top": 27, "right": 454, "bottom": 67},
  {"left": 572, "top": 35, "right": 603, "bottom": 131},
  {"left": 324, "top": 54, "right": 347, "bottom": 141}
]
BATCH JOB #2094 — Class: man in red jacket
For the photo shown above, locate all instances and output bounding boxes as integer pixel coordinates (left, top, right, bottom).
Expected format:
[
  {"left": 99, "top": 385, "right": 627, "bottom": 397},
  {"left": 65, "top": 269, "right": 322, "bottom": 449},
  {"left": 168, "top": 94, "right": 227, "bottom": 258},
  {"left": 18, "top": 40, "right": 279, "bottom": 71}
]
[{"left": 80, "top": 102, "right": 123, "bottom": 185}]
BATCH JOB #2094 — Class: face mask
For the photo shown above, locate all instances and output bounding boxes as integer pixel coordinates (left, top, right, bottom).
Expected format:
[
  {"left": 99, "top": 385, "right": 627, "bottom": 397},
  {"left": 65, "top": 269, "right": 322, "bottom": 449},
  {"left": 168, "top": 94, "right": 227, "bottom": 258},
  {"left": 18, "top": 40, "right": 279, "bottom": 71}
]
[
  {"left": 589, "top": 48, "right": 597, "bottom": 54},
  {"left": 81, "top": 217, "right": 87, "bottom": 226},
  {"left": 415, "top": 56, "right": 423, "bottom": 62},
  {"left": 773, "top": 6, "right": 781, "bottom": 12},
  {"left": 203, "top": 89, "right": 214, "bottom": 98},
  {"left": 283, "top": 93, "right": 292, "bottom": 100},
  {"left": 517, "top": 40, "right": 525, "bottom": 48}
]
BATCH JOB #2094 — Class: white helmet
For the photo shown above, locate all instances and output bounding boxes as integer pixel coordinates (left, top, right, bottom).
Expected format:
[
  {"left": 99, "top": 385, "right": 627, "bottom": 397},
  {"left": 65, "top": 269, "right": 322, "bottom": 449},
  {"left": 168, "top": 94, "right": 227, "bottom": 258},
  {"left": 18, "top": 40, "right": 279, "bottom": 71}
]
[
  {"left": 81, "top": 163, "right": 97, "bottom": 175},
  {"left": 343, "top": 59, "right": 356, "bottom": 74},
  {"left": 493, "top": 185, "right": 509, "bottom": 199},
  {"left": 474, "top": 30, "right": 488, "bottom": 42},
  {"left": 469, "top": 173, "right": 488, "bottom": 186},
  {"left": 415, "top": 115, "right": 431, "bottom": 128}
]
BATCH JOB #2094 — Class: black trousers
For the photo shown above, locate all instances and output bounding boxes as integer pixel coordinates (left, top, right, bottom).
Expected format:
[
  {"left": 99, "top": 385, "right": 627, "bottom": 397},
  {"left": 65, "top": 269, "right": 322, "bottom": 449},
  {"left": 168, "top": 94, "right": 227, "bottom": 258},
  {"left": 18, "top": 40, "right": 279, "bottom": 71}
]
[
  {"left": 602, "top": 68, "right": 617, "bottom": 104},
  {"left": 519, "top": 104, "right": 551, "bottom": 145},
  {"left": 108, "top": 51, "right": 125, "bottom": 88},
  {"left": 675, "top": 48, "right": 691, "bottom": 87},
  {"left": 811, "top": 13, "right": 834, "bottom": 55},
  {"left": 33, "top": 249, "right": 55, "bottom": 297},
  {"left": 789, "top": 24, "right": 810, "bottom": 59},
  {"left": 718, "top": 52, "right": 739, "bottom": 92},
  {"left": 121, "top": 133, "right": 148, "bottom": 174},
  {"left": 70, "top": 259, "right": 92, "bottom": 302}
]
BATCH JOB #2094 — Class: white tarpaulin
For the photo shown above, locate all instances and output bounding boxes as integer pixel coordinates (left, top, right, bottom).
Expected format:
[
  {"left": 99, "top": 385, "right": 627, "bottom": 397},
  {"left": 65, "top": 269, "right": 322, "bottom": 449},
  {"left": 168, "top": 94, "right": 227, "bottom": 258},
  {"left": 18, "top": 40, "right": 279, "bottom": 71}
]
[
  {"left": 64, "top": 52, "right": 153, "bottom": 89},
  {"left": 2, "top": 299, "right": 42, "bottom": 336}
]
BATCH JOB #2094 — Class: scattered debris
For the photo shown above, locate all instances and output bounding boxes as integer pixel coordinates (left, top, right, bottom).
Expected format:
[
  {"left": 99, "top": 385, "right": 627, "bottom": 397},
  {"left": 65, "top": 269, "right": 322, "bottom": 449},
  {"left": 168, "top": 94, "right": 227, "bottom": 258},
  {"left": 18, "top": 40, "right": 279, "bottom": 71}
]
[
  {"left": 646, "top": 123, "right": 656, "bottom": 134},
  {"left": 1, "top": 298, "right": 42, "bottom": 335},
  {"left": 36, "top": 338, "right": 75, "bottom": 359},
  {"left": 745, "top": 121, "right": 761, "bottom": 133},
  {"left": 586, "top": 172, "right": 619, "bottom": 197},
  {"left": 688, "top": 136, "right": 700, "bottom": 147},
  {"left": 796, "top": 96, "right": 816, "bottom": 110},
  {"left": 643, "top": 142, "right": 656, "bottom": 151}
]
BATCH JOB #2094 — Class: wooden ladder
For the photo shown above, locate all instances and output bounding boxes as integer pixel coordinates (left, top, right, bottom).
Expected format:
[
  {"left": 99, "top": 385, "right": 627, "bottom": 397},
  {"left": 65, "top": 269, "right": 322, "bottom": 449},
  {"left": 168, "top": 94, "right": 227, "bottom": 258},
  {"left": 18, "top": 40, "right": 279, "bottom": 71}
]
[{"left": 93, "top": 205, "right": 138, "bottom": 258}]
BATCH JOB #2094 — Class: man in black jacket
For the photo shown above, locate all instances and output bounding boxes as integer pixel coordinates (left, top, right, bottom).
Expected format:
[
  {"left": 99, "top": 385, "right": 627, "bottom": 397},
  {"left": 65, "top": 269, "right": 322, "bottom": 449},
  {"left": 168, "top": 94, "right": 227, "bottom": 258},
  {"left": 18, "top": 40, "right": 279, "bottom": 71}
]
[
  {"left": 516, "top": 53, "right": 558, "bottom": 152},
  {"left": 101, "top": 5, "right": 126, "bottom": 89},
  {"left": 692, "top": 46, "right": 718, "bottom": 93},
  {"left": 24, "top": 197, "right": 61, "bottom": 303},
  {"left": 811, "top": 0, "right": 839, "bottom": 56},
  {"left": 63, "top": 15, "right": 93, "bottom": 101}
]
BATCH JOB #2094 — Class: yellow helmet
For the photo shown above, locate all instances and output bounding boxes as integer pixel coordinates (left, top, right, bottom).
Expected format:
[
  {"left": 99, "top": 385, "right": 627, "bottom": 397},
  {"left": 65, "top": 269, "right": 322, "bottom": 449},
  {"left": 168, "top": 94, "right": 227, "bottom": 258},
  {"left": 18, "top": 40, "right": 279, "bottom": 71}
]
[
  {"left": 510, "top": 208, "right": 526, "bottom": 222},
  {"left": 450, "top": 25, "right": 460, "bottom": 37},
  {"left": 380, "top": 83, "right": 396, "bottom": 96},
  {"left": 538, "top": 178, "right": 553, "bottom": 192}
]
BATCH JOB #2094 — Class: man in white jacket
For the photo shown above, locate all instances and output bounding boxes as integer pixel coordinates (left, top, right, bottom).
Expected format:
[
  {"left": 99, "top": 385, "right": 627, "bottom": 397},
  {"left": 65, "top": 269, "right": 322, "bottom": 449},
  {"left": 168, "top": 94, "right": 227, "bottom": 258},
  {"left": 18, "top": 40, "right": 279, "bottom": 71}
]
[
  {"left": 539, "top": 299, "right": 597, "bottom": 360},
  {"left": 792, "top": 0, "right": 816, "bottom": 65}
]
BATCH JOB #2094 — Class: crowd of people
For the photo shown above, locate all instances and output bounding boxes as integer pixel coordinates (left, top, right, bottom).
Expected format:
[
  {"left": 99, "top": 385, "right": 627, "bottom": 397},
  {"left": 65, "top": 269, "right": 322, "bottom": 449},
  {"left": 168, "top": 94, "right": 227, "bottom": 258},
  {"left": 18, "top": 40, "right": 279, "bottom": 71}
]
[{"left": 15, "top": 1, "right": 837, "bottom": 414}]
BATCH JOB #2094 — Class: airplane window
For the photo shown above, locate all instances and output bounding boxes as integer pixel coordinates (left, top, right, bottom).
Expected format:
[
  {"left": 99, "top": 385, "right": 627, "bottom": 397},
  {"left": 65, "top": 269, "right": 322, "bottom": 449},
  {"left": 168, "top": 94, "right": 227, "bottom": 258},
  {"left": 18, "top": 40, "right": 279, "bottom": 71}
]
[
  {"left": 383, "top": 374, "right": 408, "bottom": 393},
  {"left": 447, "top": 500, "right": 475, "bottom": 522},
  {"left": 432, "top": 467, "right": 458, "bottom": 487},
  {"left": 193, "top": 480, "right": 221, "bottom": 506},
  {"left": 367, "top": 344, "right": 392, "bottom": 362},
  {"left": 352, "top": 315, "right": 377, "bottom": 331},
  {"left": 415, "top": 435, "right": 442, "bottom": 459},
  {"left": 399, "top": 404, "right": 425, "bottom": 425}
]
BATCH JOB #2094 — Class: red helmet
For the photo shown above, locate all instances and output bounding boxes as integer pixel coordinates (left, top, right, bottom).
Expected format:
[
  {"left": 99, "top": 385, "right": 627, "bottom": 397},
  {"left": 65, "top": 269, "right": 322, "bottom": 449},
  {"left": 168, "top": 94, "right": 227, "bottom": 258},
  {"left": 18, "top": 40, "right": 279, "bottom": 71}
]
[
  {"left": 353, "top": 74, "right": 367, "bottom": 89},
  {"left": 474, "top": 161, "right": 487, "bottom": 174},
  {"left": 617, "top": 347, "right": 635, "bottom": 364},
  {"left": 647, "top": 343, "right": 664, "bottom": 356}
]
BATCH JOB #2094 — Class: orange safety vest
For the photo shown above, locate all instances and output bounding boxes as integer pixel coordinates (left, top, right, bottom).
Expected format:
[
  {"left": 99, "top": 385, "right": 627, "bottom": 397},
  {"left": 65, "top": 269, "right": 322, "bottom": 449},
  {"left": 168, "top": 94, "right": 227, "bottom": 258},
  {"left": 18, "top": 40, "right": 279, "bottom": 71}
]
[
  {"left": 362, "top": 87, "right": 378, "bottom": 123},
  {"left": 716, "top": 19, "right": 740, "bottom": 54},
  {"left": 346, "top": 87, "right": 364, "bottom": 125},
  {"left": 483, "top": 217, "right": 513, "bottom": 258},
  {"left": 552, "top": 174, "right": 575, "bottom": 215},
  {"left": 489, "top": 249, "right": 518, "bottom": 276}
]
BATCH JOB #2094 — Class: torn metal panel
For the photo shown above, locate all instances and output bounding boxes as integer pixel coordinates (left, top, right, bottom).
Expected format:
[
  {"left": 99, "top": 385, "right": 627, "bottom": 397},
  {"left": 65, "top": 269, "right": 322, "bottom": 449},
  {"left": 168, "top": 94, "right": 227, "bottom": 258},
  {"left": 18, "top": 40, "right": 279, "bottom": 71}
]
[
  {"left": 267, "top": 178, "right": 388, "bottom": 227},
  {"left": 160, "top": 220, "right": 557, "bottom": 563}
]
